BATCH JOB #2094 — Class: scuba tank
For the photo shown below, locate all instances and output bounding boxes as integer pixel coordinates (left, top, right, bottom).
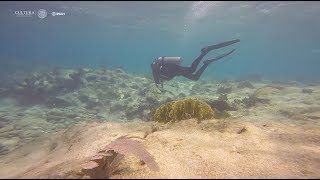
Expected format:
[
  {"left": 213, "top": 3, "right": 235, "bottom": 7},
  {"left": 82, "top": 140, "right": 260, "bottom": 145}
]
[{"left": 157, "top": 56, "right": 182, "bottom": 65}]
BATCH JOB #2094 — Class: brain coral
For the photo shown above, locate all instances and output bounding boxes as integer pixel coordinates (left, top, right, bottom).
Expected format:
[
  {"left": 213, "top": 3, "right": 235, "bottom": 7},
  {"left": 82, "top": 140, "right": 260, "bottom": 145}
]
[{"left": 152, "top": 98, "right": 214, "bottom": 123}]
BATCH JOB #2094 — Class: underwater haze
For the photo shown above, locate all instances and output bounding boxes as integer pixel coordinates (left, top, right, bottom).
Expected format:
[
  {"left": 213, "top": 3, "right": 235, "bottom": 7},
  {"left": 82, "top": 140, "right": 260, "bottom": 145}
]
[
  {"left": 1, "top": 1, "right": 320, "bottom": 179},
  {"left": 0, "top": 1, "right": 320, "bottom": 82}
]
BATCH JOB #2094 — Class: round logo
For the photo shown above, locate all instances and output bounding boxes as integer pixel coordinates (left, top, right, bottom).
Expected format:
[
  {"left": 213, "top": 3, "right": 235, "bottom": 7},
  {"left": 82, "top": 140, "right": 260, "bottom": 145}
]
[
  {"left": 51, "top": 12, "right": 56, "bottom": 16},
  {"left": 37, "top": 9, "right": 47, "bottom": 19}
]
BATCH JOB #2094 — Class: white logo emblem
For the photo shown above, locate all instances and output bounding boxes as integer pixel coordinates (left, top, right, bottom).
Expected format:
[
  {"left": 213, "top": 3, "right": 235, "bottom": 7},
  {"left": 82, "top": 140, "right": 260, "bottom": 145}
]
[{"left": 37, "top": 9, "right": 47, "bottom": 19}]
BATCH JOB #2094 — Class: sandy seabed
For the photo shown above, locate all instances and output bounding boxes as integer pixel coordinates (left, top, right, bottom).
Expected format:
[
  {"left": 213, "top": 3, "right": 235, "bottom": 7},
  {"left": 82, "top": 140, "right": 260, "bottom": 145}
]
[{"left": 0, "top": 117, "right": 319, "bottom": 179}]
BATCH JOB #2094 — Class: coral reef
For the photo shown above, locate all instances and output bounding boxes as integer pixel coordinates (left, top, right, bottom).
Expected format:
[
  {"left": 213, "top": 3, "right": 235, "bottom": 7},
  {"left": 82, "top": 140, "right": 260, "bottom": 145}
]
[
  {"left": 219, "top": 78, "right": 232, "bottom": 84},
  {"left": 265, "top": 84, "right": 286, "bottom": 90},
  {"left": 271, "top": 80, "right": 299, "bottom": 86},
  {"left": 237, "top": 81, "right": 254, "bottom": 89},
  {"left": 206, "top": 93, "right": 238, "bottom": 112},
  {"left": 190, "top": 82, "right": 217, "bottom": 95},
  {"left": 236, "top": 73, "right": 264, "bottom": 82},
  {"left": 205, "top": 94, "right": 234, "bottom": 119},
  {"left": 249, "top": 85, "right": 282, "bottom": 102},
  {"left": 213, "top": 110, "right": 231, "bottom": 119},
  {"left": 45, "top": 97, "right": 72, "bottom": 108},
  {"left": 152, "top": 98, "right": 214, "bottom": 123},
  {"left": 1, "top": 65, "right": 320, "bottom": 156},
  {"left": 216, "top": 85, "right": 232, "bottom": 94},
  {"left": 302, "top": 88, "right": 314, "bottom": 94},
  {"left": 78, "top": 93, "right": 101, "bottom": 110},
  {"left": 44, "top": 107, "right": 93, "bottom": 127},
  {"left": 234, "top": 93, "right": 270, "bottom": 108},
  {"left": 10, "top": 68, "right": 88, "bottom": 105}
]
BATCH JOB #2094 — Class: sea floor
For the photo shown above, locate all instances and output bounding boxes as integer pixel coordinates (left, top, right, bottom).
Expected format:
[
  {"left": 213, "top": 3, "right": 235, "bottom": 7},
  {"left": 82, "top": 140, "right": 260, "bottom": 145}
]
[{"left": 0, "top": 67, "right": 319, "bottom": 178}]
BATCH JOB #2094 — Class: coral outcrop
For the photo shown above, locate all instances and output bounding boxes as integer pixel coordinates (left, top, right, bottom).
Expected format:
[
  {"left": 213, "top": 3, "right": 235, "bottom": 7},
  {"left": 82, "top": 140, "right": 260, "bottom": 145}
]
[{"left": 152, "top": 98, "right": 214, "bottom": 123}]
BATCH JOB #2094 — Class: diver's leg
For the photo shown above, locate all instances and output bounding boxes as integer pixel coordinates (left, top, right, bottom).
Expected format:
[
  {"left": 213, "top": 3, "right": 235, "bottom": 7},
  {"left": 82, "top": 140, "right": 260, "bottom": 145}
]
[
  {"left": 189, "top": 52, "right": 208, "bottom": 73},
  {"left": 182, "top": 63, "right": 210, "bottom": 81},
  {"left": 183, "top": 49, "right": 237, "bottom": 81},
  {"left": 184, "top": 49, "right": 236, "bottom": 81},
  {"left": 189, "top": 39, "right": 240, "bottom": 73},
  {"left": 201, "top": 39, "right": 240, "bottom": 53},
  {"left": 203, "top": 49, "right": 236, "bottom": 65},
  {"left": 183, "top": 49, "right": 236, "bottom": 81},
  {"left": 177, "top": 66, "right": 194, "bottom": 76}
]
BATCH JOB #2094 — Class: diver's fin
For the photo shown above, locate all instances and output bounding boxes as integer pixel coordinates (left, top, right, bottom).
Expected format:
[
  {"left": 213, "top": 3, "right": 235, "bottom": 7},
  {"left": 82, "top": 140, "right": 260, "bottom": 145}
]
[
  {"left": 201, "top": 39, "right": 240, "bottom": 53},
  {"left": 203, "top": 49, "right": 236, "bottom": 65}
]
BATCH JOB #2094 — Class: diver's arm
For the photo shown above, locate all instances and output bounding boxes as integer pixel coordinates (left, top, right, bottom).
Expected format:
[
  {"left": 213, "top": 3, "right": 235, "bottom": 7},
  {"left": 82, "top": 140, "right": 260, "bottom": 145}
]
[
  {"left": 157, "top": 78, "right": 163, "bottom": 88},
  {"left": 154, "top": 79, "right": 163, "bottom": 89}
]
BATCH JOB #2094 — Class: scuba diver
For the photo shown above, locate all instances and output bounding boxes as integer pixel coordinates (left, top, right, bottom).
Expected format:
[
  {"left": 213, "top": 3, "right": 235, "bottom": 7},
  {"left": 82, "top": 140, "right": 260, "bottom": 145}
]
[{"left": 151, "top": 39, "right": 240, "bottom": 88}]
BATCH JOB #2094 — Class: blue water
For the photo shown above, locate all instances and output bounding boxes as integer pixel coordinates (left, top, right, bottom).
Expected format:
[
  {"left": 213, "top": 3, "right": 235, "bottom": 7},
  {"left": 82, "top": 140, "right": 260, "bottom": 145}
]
[{"left": 1, "top": 1, "right": 320, "bottom": 82}]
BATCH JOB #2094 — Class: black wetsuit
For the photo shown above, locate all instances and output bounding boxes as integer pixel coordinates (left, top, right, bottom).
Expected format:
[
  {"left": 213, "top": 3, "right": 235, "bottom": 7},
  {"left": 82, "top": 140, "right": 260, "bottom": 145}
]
[{"left": 151, "top": 39, "right": 240, "bottom": 88}]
